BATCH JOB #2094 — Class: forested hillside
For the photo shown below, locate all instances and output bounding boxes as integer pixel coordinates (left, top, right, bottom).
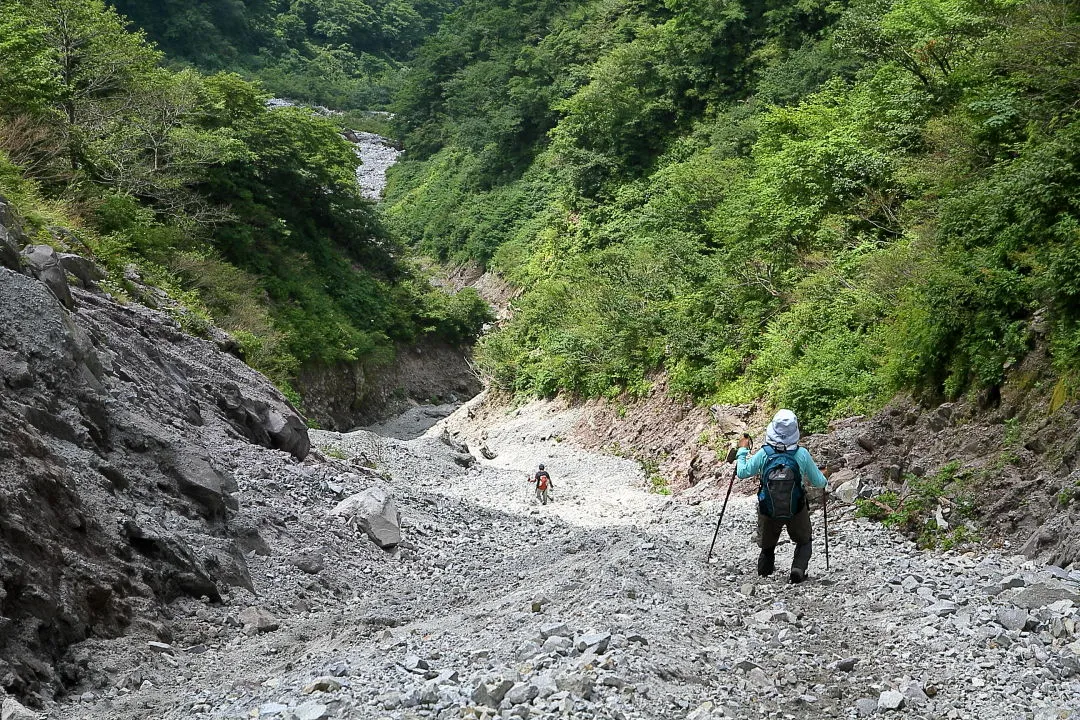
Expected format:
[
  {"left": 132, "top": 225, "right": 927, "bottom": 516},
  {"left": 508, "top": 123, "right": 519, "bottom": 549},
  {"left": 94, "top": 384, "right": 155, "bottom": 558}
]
[
  {"left": 107, "top": 0, "right": 458, "bottom": 108},
  {"left": 385, "top": 0, "right": 1080, "bottom": 430},
  {"left": 0, "top": 0, "right": 488, "bottom": 405}
]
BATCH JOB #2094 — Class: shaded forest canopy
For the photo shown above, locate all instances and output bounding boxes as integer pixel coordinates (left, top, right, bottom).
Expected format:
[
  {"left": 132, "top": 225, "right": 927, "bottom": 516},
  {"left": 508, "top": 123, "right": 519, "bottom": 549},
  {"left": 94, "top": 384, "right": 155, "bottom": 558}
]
[
  {"left": 107, "top": 0, "right": 460, "bottom": 108},
  {"left": 383, "top": 0, "right": 1080, "bottom": 429}
]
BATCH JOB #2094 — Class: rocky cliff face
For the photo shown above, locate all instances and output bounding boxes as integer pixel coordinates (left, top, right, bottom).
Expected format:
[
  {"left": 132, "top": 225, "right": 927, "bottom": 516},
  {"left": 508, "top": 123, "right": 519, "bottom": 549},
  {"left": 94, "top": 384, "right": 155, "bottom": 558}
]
[
  {"left": 296, "top": 341, "right": 482, "bottom": 431},
  {"left": 0, "top": 198, "right": 310, "bottom": 701}
]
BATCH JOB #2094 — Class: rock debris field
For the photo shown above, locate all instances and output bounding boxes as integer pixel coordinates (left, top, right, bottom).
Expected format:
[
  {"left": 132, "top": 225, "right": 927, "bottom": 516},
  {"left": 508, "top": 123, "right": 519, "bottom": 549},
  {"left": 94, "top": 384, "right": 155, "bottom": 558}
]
[
  {"left": 50, "top": 398, "right": 1080, "bottom": 720},
  {"left": 351, "top": 131, "right": 401, "bottom": 200}
]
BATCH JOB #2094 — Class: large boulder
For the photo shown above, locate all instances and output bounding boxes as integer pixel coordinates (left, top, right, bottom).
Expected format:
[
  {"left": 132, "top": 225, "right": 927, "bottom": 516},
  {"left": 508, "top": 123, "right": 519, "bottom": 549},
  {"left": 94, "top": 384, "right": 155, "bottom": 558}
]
[
  {"left": 57, "top": 253, "right": 104, "bottom": 288},
  {"left": 0, "top": 196, "right": 25, "bottom": 272},
  {"left": 330, "top": 487, "right": 401, "bottom": 548},
  {"left": 0, "top": 224, "right": 20, "bottom": 272},
  {"left": 1, "top": 697, "right": 41, "bottom": 720},
  {"left": 216, "top": 382, "right": 310, "bottom": 460},
  {"left": 168, "top": 453, "right": 239, "bottom": 520},
  {"left": 21, "top": 245, "right": 73, "bottom": 308}
]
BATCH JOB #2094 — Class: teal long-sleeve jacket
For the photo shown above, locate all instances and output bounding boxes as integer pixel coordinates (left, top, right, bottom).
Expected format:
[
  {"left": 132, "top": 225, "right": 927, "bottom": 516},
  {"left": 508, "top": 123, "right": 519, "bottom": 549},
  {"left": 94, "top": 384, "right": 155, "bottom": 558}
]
[{"left": 736, "top": 446, "right": 828, "bottom": 488}]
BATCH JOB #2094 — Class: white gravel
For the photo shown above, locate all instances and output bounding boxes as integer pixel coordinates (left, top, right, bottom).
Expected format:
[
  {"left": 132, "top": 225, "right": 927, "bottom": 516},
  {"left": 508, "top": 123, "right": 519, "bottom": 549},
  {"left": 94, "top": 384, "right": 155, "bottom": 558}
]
[{"left": 353, "top": 132, "right": 401, "bottom": 200}]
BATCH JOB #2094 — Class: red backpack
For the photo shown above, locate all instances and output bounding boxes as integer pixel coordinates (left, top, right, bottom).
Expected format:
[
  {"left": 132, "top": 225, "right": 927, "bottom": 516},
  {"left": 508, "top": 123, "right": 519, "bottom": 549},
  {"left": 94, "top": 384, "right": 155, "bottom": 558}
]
[{"left": 536, "top": 471, "right": 550, "bottom": 491}]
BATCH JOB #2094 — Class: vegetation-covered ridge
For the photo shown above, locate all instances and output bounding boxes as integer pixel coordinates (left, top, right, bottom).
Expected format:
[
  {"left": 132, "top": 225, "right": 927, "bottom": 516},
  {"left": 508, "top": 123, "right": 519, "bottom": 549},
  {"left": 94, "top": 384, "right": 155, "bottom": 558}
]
[
  {"left": 0, "top": 0, "right": 490, "bottom": 406},
  {"left": 384, "top": 0, "right": 1080, "bottom": 430},
  {"left": 106, "top": 0, "right": 458, "bottom": 110}
]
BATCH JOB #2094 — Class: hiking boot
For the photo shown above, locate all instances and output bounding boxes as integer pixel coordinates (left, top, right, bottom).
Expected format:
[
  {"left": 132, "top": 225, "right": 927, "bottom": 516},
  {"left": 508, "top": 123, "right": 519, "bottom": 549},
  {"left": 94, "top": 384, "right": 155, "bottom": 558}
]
[
  {"left": 789, "top": 568, "right": 807, "bottom": 584},
  {"left": 757, "top": 550, "right": 775, "bottom": 577}
]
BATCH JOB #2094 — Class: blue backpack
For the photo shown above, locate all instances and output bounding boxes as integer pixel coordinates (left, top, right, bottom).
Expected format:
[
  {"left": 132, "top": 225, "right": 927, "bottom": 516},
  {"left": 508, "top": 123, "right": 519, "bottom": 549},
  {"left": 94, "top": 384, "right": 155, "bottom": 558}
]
[{"left": 758, "top": 446, "right": 804, "bottom": 520}]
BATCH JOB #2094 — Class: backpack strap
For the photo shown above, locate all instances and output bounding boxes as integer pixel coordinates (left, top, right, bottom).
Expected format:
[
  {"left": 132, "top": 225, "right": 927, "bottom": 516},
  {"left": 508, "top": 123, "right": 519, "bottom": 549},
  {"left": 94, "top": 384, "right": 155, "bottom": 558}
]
[{"left": 760, "top": 445, "right": 776, "bottom": 479}]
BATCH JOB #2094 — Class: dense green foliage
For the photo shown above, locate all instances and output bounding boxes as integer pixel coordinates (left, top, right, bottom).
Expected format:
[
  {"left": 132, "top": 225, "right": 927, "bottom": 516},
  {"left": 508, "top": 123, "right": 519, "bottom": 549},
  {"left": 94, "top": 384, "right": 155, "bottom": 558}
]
[
  {"left": 385, "top": 0, "right": 1080, "bottom": 429},
  {"left": 0, "top": 0, "right": 489, "bottom": 400},
  {"left": 106, "top": 0, "right": 457, "bottom": 108}
]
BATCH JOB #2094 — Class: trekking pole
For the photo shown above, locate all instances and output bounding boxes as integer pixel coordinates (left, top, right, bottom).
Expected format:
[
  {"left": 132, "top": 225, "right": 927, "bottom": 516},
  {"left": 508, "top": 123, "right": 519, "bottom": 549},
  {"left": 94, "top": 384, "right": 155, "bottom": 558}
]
[
  {"left": 706, "top": 469, "right": 736, "bottom": 564},
  {"left": 706, "top": 436, "right": 752, "bottom": 565},
  {"left": 823, "top": 488, "right": 830, "bottom": 571}
]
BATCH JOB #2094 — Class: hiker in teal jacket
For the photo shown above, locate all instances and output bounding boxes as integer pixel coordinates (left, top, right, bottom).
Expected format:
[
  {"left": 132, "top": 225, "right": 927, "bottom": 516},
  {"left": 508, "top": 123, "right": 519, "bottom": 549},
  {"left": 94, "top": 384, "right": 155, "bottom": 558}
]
[{"left": 736, "top": 409, "right": 827, "bottom": 583}]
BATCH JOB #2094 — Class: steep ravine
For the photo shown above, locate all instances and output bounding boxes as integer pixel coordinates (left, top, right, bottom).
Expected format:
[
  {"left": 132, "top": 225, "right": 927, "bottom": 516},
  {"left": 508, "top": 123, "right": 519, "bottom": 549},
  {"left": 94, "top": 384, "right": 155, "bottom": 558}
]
[
  {"left": 2, "top": 190, "right": 1080, "bottom": 720},
  {"left": 293, "top": 119, "right": 483, "bottom": 432}
]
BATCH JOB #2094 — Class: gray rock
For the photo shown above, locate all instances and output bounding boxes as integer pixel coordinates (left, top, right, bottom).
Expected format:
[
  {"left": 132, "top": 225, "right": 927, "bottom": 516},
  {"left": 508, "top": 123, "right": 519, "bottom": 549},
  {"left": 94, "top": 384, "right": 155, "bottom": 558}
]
[
  {"left": 291, "top": 703, "right": 328, "bottom": 720},
  {"left": 170, "top": 453, "right": 238, "bottom": 519},
  {"left": 747, "top": 667, "right": 772, "bottom": 689},
  {"left": 687, "top": 702, "right": 717, "bottom": 720},
  {"left": 575, "top": 632, "right": 611, "bottom": 654},
  {"left": 516, "top": 640, "right": 543, "bottom": 661},
  {"left": 57, "top": 253, "right": 104, "bottom": 288},
  {"left": 855, "top": 698, "right": 878, "bottom": 716},
  {"left": 834, "top": 657, "right": 858, "bottom": 672},
  {"left": 330, "top": 487, "right": 402, "bottom": 548},
  {"left": 540, "top": 621, "right": 571, "bottom": 639},
  {"left": 925, "top": 600, "right": 958, "bottom": 617},
  {"left": 751, "top": 608, "right": 797, "bottom": 625},
  {"left": 555, "top": 673, "right": 595, "bottom": 699},
  {"left": 259, "top": 703, "right": 288, "bottom": 716},
  {"left": 377, "top": 691, "right": 402, "bottom": 710},
  {"left": 402, "top": 684, "right": 438, "bottom": 707},
  {"left": 534, "top": 674, "right": 558, "bottom": 698},
  {"left": 835, "top": 480, "right": 860, "bottom": 505},
  {"left": 996, "top": 607, "right": 1028, "bottom": 631},
  {"left": 264, "top": 408, "right": 311, "bottom": 460},
  {"left": 878, "top": 690, "right": 905, "bottom": 711},
  {"left": 239, "top": 606, "right": 280, "bottom": 634},
  {"left": 1, "top": 699, "right": 40, "bottom": 720},
  {"left": 21, "top": 244, "right": 73, "bottom": 308},
  {"left": 399, "top": 655, "right": 429, "bottom": 674},
  {"left": 0, "top": 220, "right": 22, "bottom": 272},
  {"left": 542, "top": 635, "right": 573, "bottom": 654},
  {"left": 903, "top": 684, "right": 929, "bottom": 708},
  {"left": 1008, "top": 582, "right": 1080, "bottom": 609},
  {"left": 506, "top": 682, "right": 540, "bottom": 705},
  {"left": 432, "top": 669, "right": 459, "bottom": 685},
  {"left": 472, "top": 679, "right": 515, "bottom": 708},
  {"left": 289, "top": 549, "right": 326, "bottom": 575}
]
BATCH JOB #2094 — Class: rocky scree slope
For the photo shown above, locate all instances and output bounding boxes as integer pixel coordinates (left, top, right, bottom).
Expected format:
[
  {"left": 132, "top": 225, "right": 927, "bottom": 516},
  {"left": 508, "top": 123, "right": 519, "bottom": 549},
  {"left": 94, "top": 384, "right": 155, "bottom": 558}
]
[
  {"left": 47, "top": 395, "right": 1080, "bottom": 720},
  {"left": 0, "top": 196, "right": 309, "bottom": 704}
]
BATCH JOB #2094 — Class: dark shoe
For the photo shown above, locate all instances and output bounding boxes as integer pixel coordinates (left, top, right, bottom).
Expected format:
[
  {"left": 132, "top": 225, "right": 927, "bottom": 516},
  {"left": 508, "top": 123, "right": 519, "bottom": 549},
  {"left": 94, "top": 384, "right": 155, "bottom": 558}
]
[
  {"left": 757, "top": 551, "right": 775, "bottom": 577},
  {"left": 789, "top": 568, "right": 807, "bottom": 584}
]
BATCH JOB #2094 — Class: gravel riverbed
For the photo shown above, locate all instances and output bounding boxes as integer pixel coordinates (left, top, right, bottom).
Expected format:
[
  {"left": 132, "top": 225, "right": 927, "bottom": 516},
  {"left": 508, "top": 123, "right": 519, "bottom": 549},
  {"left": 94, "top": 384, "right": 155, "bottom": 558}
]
[{"left": 48, "top": 398, "right": 1080, "bottom": 720}]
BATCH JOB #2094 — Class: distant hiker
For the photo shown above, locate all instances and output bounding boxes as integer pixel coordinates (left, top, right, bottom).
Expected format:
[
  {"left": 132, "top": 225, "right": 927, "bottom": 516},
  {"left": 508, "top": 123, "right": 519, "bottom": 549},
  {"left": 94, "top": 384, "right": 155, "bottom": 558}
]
[
  {"left": 736, "top": 409, "right": 827, "bottom": 583},
  {"left": 531, "top": 464, "right": 553, "bottom": 505}
]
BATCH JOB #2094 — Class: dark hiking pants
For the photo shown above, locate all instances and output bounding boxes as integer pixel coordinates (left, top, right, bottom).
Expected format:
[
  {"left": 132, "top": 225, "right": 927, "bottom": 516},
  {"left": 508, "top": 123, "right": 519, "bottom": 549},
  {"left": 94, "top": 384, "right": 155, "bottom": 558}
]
[{"left": 757, "top": 504, "right": 813, "bottom": 572}]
